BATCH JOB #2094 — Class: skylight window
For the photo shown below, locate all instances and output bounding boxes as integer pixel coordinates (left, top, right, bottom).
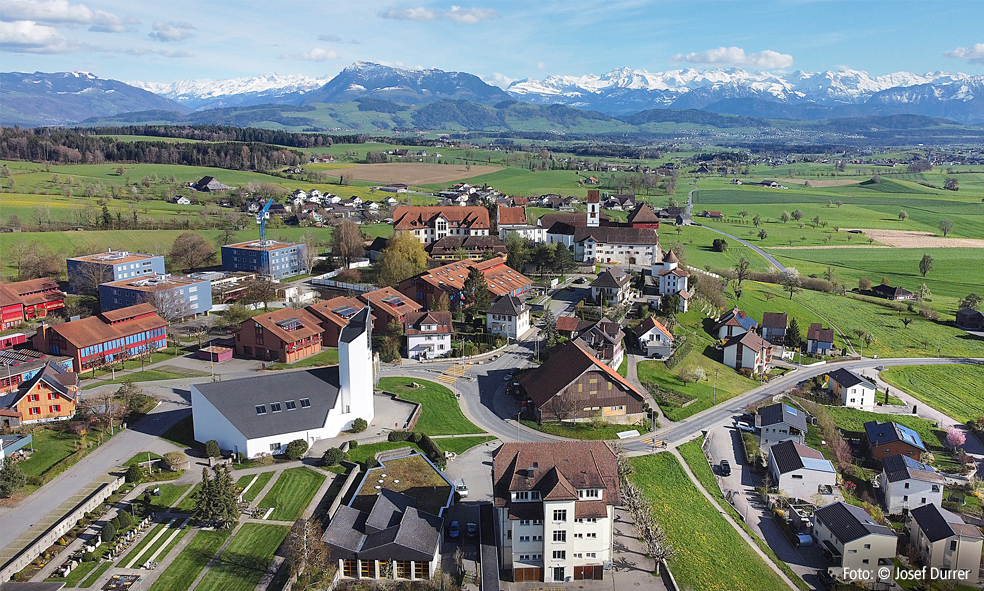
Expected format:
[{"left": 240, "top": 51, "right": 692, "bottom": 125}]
[
  {"left": 256, "top": 405, "right": 266, "bottom": 415},
  {"left": 300, "top": 398, "right": 311, "bottom": 408},
  {"left": 270, "top": 402, "right": 282, "bottom": 413},
  {"left": 285, "top": 400, "right": 296, "bottom": 410}
]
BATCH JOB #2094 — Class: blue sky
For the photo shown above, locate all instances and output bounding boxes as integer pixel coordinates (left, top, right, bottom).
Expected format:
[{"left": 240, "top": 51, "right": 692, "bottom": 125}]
[{"left": 1, "top": 0, "right": 982, "bottom": 85}]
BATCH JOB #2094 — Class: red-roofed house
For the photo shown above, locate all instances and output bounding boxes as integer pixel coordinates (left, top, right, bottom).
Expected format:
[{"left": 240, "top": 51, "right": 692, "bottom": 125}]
[
  {"left": 235, "top": 308, "right": 324, "bottom": 363},
  {"left": 634, "top": 317, "right": 674, "bottom": 358},
  {"left": 358, "top": 286, "right": 422, "bottom": 331},
  {"left": 0, "top": 361, "right": 79, "bottom": 426},
  {"left": 399, "top": 257, "right": 532, "bottom": 311},
  {"left": 306, "top": 297, "right": 375, "bottom": 347},
  {"left": 6, "top": 279, "right": 65, "bottom": 320},
  {"left": 403, "top": 311, "right": 453, "bottom": 360},
  {"left": 0, "top": 283, "right": 24, "bottom": 330},
  {"left": 392, "top": 206, "right": 490, "bottom": 244}
]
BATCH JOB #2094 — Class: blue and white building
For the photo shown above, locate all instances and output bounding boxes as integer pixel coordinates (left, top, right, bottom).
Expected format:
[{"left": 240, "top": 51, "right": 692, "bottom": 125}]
[
  {"left": 67, "top": 250, "right": 166, "bottom": 293},
  {"left": 99, "top": 274, "right": 211, "bottom": 319},
  {"left": 221, "top": 240, "right": 307, "bottom": 280}
]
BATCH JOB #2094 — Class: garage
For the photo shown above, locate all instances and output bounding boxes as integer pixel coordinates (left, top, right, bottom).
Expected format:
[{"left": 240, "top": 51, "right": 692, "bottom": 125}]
[
  {"left": 574, "top": 565, "right": 605, "bottom": 580},
  {"left": 513, "top": 567, "right": 542, "bottom": 582}
]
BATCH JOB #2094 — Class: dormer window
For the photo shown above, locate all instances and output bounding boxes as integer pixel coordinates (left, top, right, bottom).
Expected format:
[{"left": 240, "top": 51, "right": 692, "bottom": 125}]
[{"left": 578, "top": 489, "right": 600, "bottom": 499}]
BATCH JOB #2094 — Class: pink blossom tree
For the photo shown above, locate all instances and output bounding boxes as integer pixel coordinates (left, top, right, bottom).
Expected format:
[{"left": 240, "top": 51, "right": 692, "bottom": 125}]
[{"left": 946, "top": 426, "right": 967, "bottom": 450}]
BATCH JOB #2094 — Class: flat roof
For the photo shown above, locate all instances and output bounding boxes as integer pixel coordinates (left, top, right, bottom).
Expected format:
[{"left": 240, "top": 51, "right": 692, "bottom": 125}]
[
  {"left": 223, "top": 240, "right": 301, "bottom": 252},
  {"left": 69, "top": 250, "right": 161, "bottom": 264},
  {"left": 101, "top": 275, "right": 209, "bottom": 291}
]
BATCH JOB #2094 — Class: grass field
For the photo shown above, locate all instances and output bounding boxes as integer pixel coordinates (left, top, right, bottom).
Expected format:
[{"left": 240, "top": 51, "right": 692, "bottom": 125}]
[
  {"left": 880, "top": 365, "right": 984, "bottom": 425},
  {"left": 520, "top": 419, "right": 638, "bottom": 440},
  {"left": 16, "top": 429, "right": 83, "bottom": 477},
  {"left": 84, "top": 368, "right": 209, "bottom": 389},
  {"left": 118, "top": 523, "right": 168, "bottom": 568},
  {"left": 266, "top": 347, "right": 338, "bottom": 370},
  {"left": 175, "top": 483, "right": 202, "bottom": 512},
  {"left": 45, "top": 559, "right": 101, "bottom": 586},
  {"left": 79, "top": 561, "right": 112, "bottom": 588},
  {"left": 678, "top": 438, "right": 810, "bottom": 591},
  {"left": 124, "top": 452, "right": 163, "bottom": 467},
  {"left": 241, "top": 471, "right": 275, "bottom": 502},
  {"left": 437, "top": 435, "right": 497, "bottom": 455},
  {"left": 377, "top": 377, "right": 484, "bottom": 436},
  {"left": 629, "top": 452, "right": 789, "bottom": 591},
  {"left": 258, "top": 467, "right": 326, "bottom": 521},
  {"left": 147, "top": 484, "right": 193, "bottom": 513},
  {"left": 638, "top": 355, "right": 760, "bottom": 422},
  {"left": 147, "top": 529, "right": 230, "bottom": 591},
  {"left": 346, "top": 441, "right": 424, "bottom": 464},
  {"left": 195, "top": 523, "right": 289, "bottom": 591}
]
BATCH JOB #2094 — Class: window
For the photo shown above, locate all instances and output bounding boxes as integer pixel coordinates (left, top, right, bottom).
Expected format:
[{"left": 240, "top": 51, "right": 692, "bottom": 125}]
[
  {"left": 269, "top": 443, "right": 281, "bottom": 452},
  {"left": 50, "top": 405, "right": 61, "bottom": 413},
  {"left": 341, "top": 559, "right": 356, "bottom": 577},
  {"left": 515, "top": 491, "right": 529, "bottom": 500},
  {"left": 586, "top": 532, "right": 596, "bottom": 539},
  {"left": 864, "top": 544, "right": 871, "bottom": 549},
  {"left": 904, "top": 482, "right": 910, "bottom": 489},
  {"left": 285, "top": 400, "right": 296, "bottom": 410},
  {"left": 414, "top": 561, "right": 428, "bottom": 579},
  {"left": 519, "top": 536, "right": 530, "bottom": 542},
  {"left": 578, "top": 489, "right": 600, "bottom": 499},
  {"left": 951, "top": 540, "right": 958, "bottom": 551},
  {"left": 270, "top": 402, "right": 282, "bottom": 413},
  {"left": 921, "top": 497, "right": 926, "bottom": 504},
  {"left": 360, "top": 560, "right": 374, "bottom": 578},
  {"left": 574, "top": 533, "right": 583, "bottom": 539},
  {"left": 553, "top": 509, "right": 567, "bottom": 522},
  {"left": 256, "top": 405, "right": 267, "bottom": 415},
  {"left": 300, "top": 398, "right": 311, "bottom": 408},
  {"left": 533, "top": 535, "right": 542, "bottom": 541},
  {"left": 573, "top": 553, "right": 583, "bottom": 558},
  {"left": 552, "top": 530, "right": 566, "bottom": 542},
  {"left": 862, "top": 559, "right": 869, "bottom": 565},
  {"left": 552, "top": 550, "right": 566, "bottom": 560},
  {"left": 586, "top": 552, "right": 596, "bottom": 558},
  {"left": 792, "top": 475, "right": 803, "bottom": 480}
]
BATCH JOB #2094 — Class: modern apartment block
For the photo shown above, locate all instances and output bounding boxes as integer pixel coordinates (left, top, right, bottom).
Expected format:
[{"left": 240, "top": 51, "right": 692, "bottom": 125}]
[
  {"left": 493, "top": 441, "right": 620, "bottom": 583},
  {"left": 221, "top": 240, "right": 307, "bottom": 280},
  {"left": 98, "top": 274, "right": 211, "bottom": 319},
  {"left": 67, "top": 250, "right": 166, "bottom": 293}
]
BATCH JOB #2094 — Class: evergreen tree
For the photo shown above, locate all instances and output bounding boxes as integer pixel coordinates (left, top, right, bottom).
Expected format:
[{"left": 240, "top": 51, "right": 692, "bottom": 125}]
[
  {"left": 211, "top": 465, "right": 240, "bottom": 528},
  {"left": 541, "top": 309, "right": 558, "bottom": 349},
  {"left": 786, "top": 317, "right": 803, "bottom": 350},
  {"left": 464, "top": 266, "right": 491, "bottom": 319},
  {"left": 192, "top": 468, "right": 214, "bottom": 525},
  {"left": 504, "top": 232, "right": 528, "bottom": 273},
  {"left": 0, "top": 460, "right": 26, "bottom": 498},
  {"left": 552, "top": 244, "right": 576, "bottom": 275}
]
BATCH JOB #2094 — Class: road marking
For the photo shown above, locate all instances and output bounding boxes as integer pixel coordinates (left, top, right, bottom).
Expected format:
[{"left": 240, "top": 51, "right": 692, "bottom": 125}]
[{"left": 436, "top": 364, "right": 472, "bottom": 384}]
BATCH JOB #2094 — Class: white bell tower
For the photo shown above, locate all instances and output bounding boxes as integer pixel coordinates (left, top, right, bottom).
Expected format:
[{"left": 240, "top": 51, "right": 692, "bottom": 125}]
[
  {"left": 586, "top": 189, "right": 600, "bottom": 228},
  {"left": 338, "top": 306, "right": 375, "bottom": 428}
]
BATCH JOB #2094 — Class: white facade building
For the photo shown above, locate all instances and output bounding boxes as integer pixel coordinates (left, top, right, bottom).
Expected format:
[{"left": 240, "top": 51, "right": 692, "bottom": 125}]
[
  {"left": 486, "top": 295, "right": 530, "bottom": 340},
  {"left": 827, "top": 368, "right": 877, "bottom": 411},
  {"left": 768, "top": 441, "right": 837, "bottom": 502},
  {"left": 880, "top": 454, "right": 945, "bottom": 515},
  {"left": 813, "top": 502, "right": 897, "bottom": 583}
]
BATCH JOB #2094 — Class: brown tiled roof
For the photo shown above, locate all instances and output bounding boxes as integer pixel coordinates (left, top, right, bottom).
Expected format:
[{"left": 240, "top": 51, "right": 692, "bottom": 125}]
[
  {"left": 50, "top": 304, "right": 166, "bottom": 348},
  {"left": 520, "top": 341, "right": 644, "bottom": 408},
  {"left": 404, "top": 311, "right": 453, "bottom": 335},
  {"left": 807, "top": 322, "right": 834, "bottom": 343},
  {"left": 657, "top": 268, "right": 689, "bottom": 277},
  {"left": 662, "top": 249, "right": 679, "bottom": 264},
  {"left": 575, "top": 226, "right": 660, "bottom": 245},
  {"left": 360, "top": 286, "right": 422, "bottom": 318},
  {"left": 0, "top": 283, "right": 22, "bottom": 308},
  {"left": 392, "top": 206, "right": 490, "bottom": 231},
  {"left": 498, "top": 206, "right": 528, "bottom": 226},
  {"left": 19, "top": 291, "right": 65, "bottom": 307},
  {"left": 412, "top": 258, "right": 531, "bottom": 298},
  {"left": 634, "top": 317, "right": 672, "bottom": 340},
  {"left": 7, "top": 278, "right": 61, "bottom": 297},
  {"left": 626, "top": 203, "right": 660, "bottom": 224},
  {"left": 248, "top": 308, "right": 324, "bottom": 344},
  {"left": 426, "top": 235, "right": 507, "bottom": 257},
  {"left": 555, "top": 316, "right": 581, "bottom": 333},
  {"left": 492, "top": 441, "right": 620, "bottom": 510},
  {"left": 761, "top": 312, "right": 788, "bottom": 329},
  {"left": 538, "top": 212, "right": 610, "bottom": 229},
  {"left": 306, "top": 297, "right": 373, "bottom": 329},
  {"left": 724, "top": 331, "right": 772, "bottom": 352}
]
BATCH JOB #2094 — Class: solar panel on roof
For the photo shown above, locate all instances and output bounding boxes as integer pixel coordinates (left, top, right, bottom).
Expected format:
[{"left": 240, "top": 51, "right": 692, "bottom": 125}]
[
  {"left": 382, "top": 295, "right": 406, "bottom": 306},
  {"left": 785, "top": 405, "right": 798, "bottom": 415},
  {"left": 331, "top": 306, "right": 358, "bottom": 319},
  {"left": 275, "top": 317, "right": 302, "bottom": 331}
]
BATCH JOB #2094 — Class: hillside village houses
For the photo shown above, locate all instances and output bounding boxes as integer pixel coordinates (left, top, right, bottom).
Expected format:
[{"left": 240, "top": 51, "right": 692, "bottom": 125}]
[
  {"left": 806, "top": 323, "right": 835, "bottom": 355},
  {"left": 813, "top": 502, "right": 898, "bottom": 583},
  {"left": 722, "top": 330, "right": 773, "bottom": 374},
  {"left": 880, "top": 454, "right": 945, "bottom": 515},
  {"left": 756, "top": 403, "right": 807, "bottom": 449},
  {"left": 650, "top": 249, "right": 690, "bottom": 312},
  {"left": 760, "top": 312, "right": 788, "bottom": 344},
  {"left": 906, "top": 504, "right": 984, "bottom": 583},
  {"left": 865, "top": 420, "right": 927, "bottom": 461},
  {"left": 590, "top": 268, "right": 632, "bottom": 307},
  {"left": 633, "top": 316, "right": 674, "bottom": 359},
  {"left": 826, "top": 368, "right": 877, "bottom": 410},
  {"left": 767, "top": 440, "right": 837, "bottom": 502}
]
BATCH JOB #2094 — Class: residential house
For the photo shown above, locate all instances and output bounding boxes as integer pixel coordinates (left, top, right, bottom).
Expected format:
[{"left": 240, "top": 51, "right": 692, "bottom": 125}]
[
  {"left": 806, "top": 323, "right": 835, "bottom": 355},
  {"left": 33, "top": 303, "right": 167, "bottom": 373},
  {"left": 498, "top": 207, "right": 545, "bottom": 243},
  {"left": 768, "top": 441, "right": 836, "bottom": 502},
  {"left": 625, "top": 203, "right": 660, "bottom": 229},
  {"left": 872, "top": 284, "right": 915, "bottom": 301},
  {"left": 650, "top": 250, "right": 690, "bottom": 312},
  {"left": 4, "top": 279, "right": 65, "bottom": 321},
  {"left": 0, "top": 361, "right": 78, "bottom": 426},
  {"left": 760, "top": 312, "right": 788, "bottom": 345},
  {"left": 827, "top": 368, "right": 876, "bottom": 411},
  {"left": 590, "top": 268, "right": 632, "bottom": 307},
  {"left": 0, "top": 284, "right": 24, "bottom": 329},
  {"left": 493, "top": 441, "right": 621, "bottom": 582},
  {"left": 193, "top": 176, "right": 230, "bottom": 192},
  {"left": 306, "top": 297, "right": 376, "bottom": 347},
  {"left": 519, "top": 341, "right": 646, "bottom": 425},
  {"left": 425, "top": 236, "right": 507, "bottom": 260},
  {"left": 234, "top": 307, "right": 324, "bottom": 363},
  {"left": 404, "top": 311, "right": 453, "bottom": 360},
  {"left": 486, "top": 295, "right": 530, "bottom": 340},
  {"left": 722, "top": 331, "right": 773, "bottom": 374},
  {"left": 701, "top": 211, "right": 724, "bottom": 219},
  {"left": 221, "top": 240, "right": 307, "bottom": 280},
  {"left": 575, "top": 227, "right": 660, "bottom": 266},
  {"left": 955, "top": 308, "right": 984, "bottom": 330},
  {"left": 880, "top": 454, "right": 945, "bottom": 514},
  {"left": 555, "top": 316, "right": 589, "bottom": 339},
  {"left": 99, "top": 274, "right": 211, "bottom": 320},
  {"left": 813, "top": 502, "right": 897, "bottom": 582},
  {"left": 392, "top": 206, "right": 490, "bottom": 244},
  {"left": 864, "top": 421, "right": 926, "bottom": 461},
  {"left": 359, "top": 287, "right": 422, "bottom": 332},
  {"left": 676, "top": 214, "right": 692, "bottom": 226},
  {"left": 67, "top": 250, "right": 166, "bottom": 293},
  {"left": 634, "top": 317, "right": 673, "bottom": 359},
  {"left": 173, "top": 196, "right": 191, "bottom": 205},
  {"left": 575, "top": 318, "right": 625, "bottom": 370},
  {"left": 755, "top": 403, "right": 807, "bottom": 449},
  {"left": 713, "top": 307, "right": 759, "bottom": 340},
  {"left": 906, "top": 504, "right": 983, "bottom": 583},
  {"left": 192, "top": 308, "right": 373, "bottom": 457},
  {"left": 398, "top": 257, "right": 531, "bottom": 311}
]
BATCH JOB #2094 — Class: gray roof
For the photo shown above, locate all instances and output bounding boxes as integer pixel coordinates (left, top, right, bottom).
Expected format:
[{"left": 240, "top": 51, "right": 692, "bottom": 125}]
[
  {"left": 193, "top": 367, "right": 340, "bottom": 440},
  {"left": 815, "top": 501, "right": 895, "bottom": 543},
  {"left": 487, "top": 294, "right": 527, "bottom": 316},
  {"left": 757, "top": 403, "right": 808, "bottom": 432},
  {"left": 323, "top": 489, "right": 443, "bottom": 562},
  {"left": 591, "top": 268, "right": 630, "bottom": 289},
  {"left": 864, "top": 421, "right": 926, "bottom": 452},
  {"left": 827, "top": 368, "right": 875, "bottom": 390},
  {"left": 881, "top": 454, "right": 944, "bottom": 484},
  {"left": 340, "top": 306, "right": 371, "bottom": 344},
  {"left": 770, "top": 441, "right": 830, "bottom": 474},
  {"left": 909, "top": 504, "right": 982, "bottom": 543}
]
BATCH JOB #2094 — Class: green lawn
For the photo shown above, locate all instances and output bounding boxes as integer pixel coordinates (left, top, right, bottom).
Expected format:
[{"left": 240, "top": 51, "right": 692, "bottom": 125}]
[
  {"left": 161, "top": 415, "right": 196, "bottom": 449},
  {"left": 436, "top": 436, "right": 497, "bottom": 455},
  {"left": 126, "top": 520, "right": 190, "bottom": 569},
  {"left": 880, "top": 365, "right": 984, "bottom": 424},
  {"left": 175, "top": 483, "right": 202, "bottom": 512},
  {"left": 630, "top": 453, "right": 789, "bottom": 591},
  {"left": 346, "top": 441, "right": 424, "bottom": 464},
  {"left": 79, "top": 561, "right": 112, "bottom": 588},
  {"left": 241, "top": 471, "right": 275, "bottom": 503},
  {"left": 258, "top": 468, "right": 326, "bottom": 521},
  {"left": 123, "top": 452, "right": 163, "bottom": 467},
  {"left": 638, "top": 356, "right": 760, "bottom": 422},
  {"left": 378, "top": 377, "right": 484, "bottom": 436},
  {"left": 147, "top": 483, "right": 193, "bottom": 513},
  {"left": 678, "top": 438, "right": 810, "bottom": 591},
  {"left": 520, "top": 420, "right": 640, "bottom": 440},
  {"left": 45, "top": 559, "right": 101, "bottom": 586},
  {"left": 147, "top": 529, "right": 231, "bottom": 591},
  {"left": 16, "top": 429, "right": 79, "bottom": 477},
  {"left": 195, "top": 524, "right": 290, "bottom": 591},
  {"left": 266, "top": 347, "right": 338, "bottom": 370},
  {"left": 85, "top": 368, "right": 209, "bottom": 389},
  {"left": 617, "top": 356, "right": 628, "bottom": 377},
  {"left": 118, "top": 523, "right": 168, "bottom": 568}
]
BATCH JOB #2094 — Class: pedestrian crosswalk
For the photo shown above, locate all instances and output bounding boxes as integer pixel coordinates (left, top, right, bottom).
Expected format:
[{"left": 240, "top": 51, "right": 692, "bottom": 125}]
[{"left": 436, "top": 364, "right": 472, "bottom": 384}]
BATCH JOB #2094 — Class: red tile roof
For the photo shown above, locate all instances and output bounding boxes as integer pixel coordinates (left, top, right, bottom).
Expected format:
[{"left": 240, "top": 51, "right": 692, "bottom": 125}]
[
  {"left": 497, "top": 206, "right": 528, "bottom": 226},
  {"left": 492, "top": 441, "right": 620, "bottom": 510},
  {"left": 404, "top": 311, "right": 453, "bottom": 336},
  {"left": 49, "top": 304, "right": 166, "bottom": 348},
  {"left": 359, "top": 286, "right": 422, "bottom": 318},
  {"left": 306, "top": 297, "right": 373, "bottom": 329},
  {"left": 392, "top": 206, "right": 490, "bottom": 231},
  {"left": 248, "top": 308, "right": 324, "bottom": 344}
]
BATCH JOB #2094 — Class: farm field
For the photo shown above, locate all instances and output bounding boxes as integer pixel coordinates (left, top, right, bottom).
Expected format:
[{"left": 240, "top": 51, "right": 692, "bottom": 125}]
[
  {"left": 445, "top": 167, "right": 600, "bottom": 196},
  {"left": 637, "top": 350, "right": 760, "bottom": 422},
  {"left": 629, "top": 452, "right": 789, "bottom": 591},
  {"left": 335, "top": 162, "right": 502, "bottom": 184},
  {"left": 146, "top": 529, "right": 230, "bottom": 591},
  {"left": 258, "top": 467, "right": 326, "bottom": 521},
  {"left": 195, "top": 523, "right": 289, "bottom": 591},
  {"left": 880, "top": 365, "right": 984, "bottom": 425},
  {"left": 377, "top": 377, "right": 484, "bottom": 436}
]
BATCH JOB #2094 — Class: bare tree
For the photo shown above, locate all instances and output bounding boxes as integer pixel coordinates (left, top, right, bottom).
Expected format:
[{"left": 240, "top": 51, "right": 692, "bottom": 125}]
[
  {"left": 638, "top": 513, "right": 676, "bottom": 575},
  {"left": 73, "top": 260, "right": 114, "bottom": 295},
  {"left": 242, "top": 279, "right": 277, "bottom": 310},
  {"left": 300, "top": 231, "right": 322, "bottom": 273},
  {"left": 142, "top": 289, "right": 194, "bottom": 322},
  {"left": 780, "top": 270, "right": 801, "bottom": 300},
  {"left": 331, "top": 220, "right": 364, "bottom": 269},
  {"left": 546, "top": 389, "right": 582, "bottom": 423},
  {"left": 170, "top": 232, "right": 216, "bottom": 272},
  {"left": 732, "top": 257, "right": 751, "bottom": 290},
  {"left": 284, "top": 518, "right": 331, "bottom": 587}
]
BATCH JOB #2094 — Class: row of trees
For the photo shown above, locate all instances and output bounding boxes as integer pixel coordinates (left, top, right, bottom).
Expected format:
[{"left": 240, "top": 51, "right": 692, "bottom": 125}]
[
  {"left": 191, "top": 465, "right": 240, "bottom": 528},
  {"left": 505, "top": 234, "right": 577, "bottom": 279}
]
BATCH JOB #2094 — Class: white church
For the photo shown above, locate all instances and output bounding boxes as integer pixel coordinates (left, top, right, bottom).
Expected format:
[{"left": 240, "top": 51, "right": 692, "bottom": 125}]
[{"left": 191, "top": 307, "right": 375, "bottom": 458}]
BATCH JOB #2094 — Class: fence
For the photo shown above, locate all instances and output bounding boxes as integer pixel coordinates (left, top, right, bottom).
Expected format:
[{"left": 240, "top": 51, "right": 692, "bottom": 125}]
[{"left": 0, "top": 475, "right": 125, "bottom": 582}]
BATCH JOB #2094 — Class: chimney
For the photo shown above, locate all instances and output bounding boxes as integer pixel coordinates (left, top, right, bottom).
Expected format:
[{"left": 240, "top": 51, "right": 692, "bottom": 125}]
[{"left": 527, "top": 462, "right": 538, "bottom": 478}]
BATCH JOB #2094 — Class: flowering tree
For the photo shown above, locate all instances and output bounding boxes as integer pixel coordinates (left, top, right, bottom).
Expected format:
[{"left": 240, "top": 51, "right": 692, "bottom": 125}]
[{"left": 946, "top": 426, "right": 967, "bottom": 450}]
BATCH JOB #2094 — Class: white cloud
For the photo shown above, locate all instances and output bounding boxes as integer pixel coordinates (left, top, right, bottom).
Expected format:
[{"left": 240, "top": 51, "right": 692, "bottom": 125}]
[
  {"left": 317, "top": 33, "right": 342, "bottom": 43},
  {"left": 0, "top": 0, "right": 130, "bottom": 32},
  {"left": 536, "top": 61, "right": 545, "bottom": 69},
  {"left": 672, "top": 46, "right": 794, "bottom": 69},
  {"left": 125, "top": 47, "right": 193, "bottom": 58},
  {"left": 148, "top": 20, "right": 194, "bottom": 42},
  {"left": 379, "top": 5, "right": 498, "bottom": 23},
  {"left": 944, "top": 43, "right": 984, "bottom": 65},
  {"left": 279, "top": 47, "right": 340, "bottom": 61},
  {"left": 481, "top": 72, "right": 515, "bottom": 88},
  {"left": 0, "top": 19, "right": 75, "bottom": 52}
]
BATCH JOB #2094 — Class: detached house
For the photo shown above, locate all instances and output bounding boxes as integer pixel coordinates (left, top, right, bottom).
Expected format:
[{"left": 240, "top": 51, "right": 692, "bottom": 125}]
[
  {"left": 574, "top": 318, "right": 625, "bottom": 370},
  {"left": 955, "top": 308, "right": 984, "bottom": 330},
  {"left": 306, "top": 297, "right": 376, "bottom": 347},
  {"left": 713, "top": 307, "right": 759, "bottom": 340},
  {"left": 806, "top": 323, "right": 835, "bottom": 355},
  {"left": 760, "top": 312, "right": 788, "bottom": 344},
  {"left": 650, "top": 250, "right": 690, "bottom": 312},
  {"left": 722, "top": 331, "right": 773, "bottom": 374},
  {"left": 827, "top": 368, "right": 876, "bottom": 411},
  {"left": 0, "top": 362, "right": 78, "bottom": 426},
  {"left": 872, "top": 284, "right": 915, "bottom": 301},
  {"left": 590, "top": 268, "right": 632, "bottom": 307},
  {"left": 493, "top": 441, "right": 621, "bottom": 582},
  {"left": 234, "top": 308, "right": 324, "bottom": 363},
  {"left": 813, "top": 502, "right": 897, "bottom": 582},
  {"left": 880, "top": 454, "right": 945, "bottom": 515},
  {"left": 768, "top": 441, "right": 836, "bottom": 502},
  {"left": 403, "top": 311, "right": 453, "bottom": 360},
  {"left": 865, "top": 421, "right": 926, "bottom": 461},
  {"left": 486, "top": 295, "right": 530, "bottom": 340},
  {"left": 906, "top": 504, "right": 983, "bottom": 583},
  {"left": 756, "top": 403, "right": 807, "bottom": 449},
  {"left": 634, "top": 317, "right": 673, "bottom": 359}
]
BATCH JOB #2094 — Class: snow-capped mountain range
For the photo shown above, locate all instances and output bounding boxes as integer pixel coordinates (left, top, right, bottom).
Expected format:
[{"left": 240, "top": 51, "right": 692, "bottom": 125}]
[{"left": 130, "top": 73, "right": 332, "bottom": 110}]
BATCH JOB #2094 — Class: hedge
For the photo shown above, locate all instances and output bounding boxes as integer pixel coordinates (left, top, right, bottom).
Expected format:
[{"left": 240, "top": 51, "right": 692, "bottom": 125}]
[{"left": 663, "top": 335, "right": 693, "bottom": 370}]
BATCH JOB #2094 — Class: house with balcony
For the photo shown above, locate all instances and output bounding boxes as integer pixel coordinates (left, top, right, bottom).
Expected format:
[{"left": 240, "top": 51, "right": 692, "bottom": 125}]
[
  {"left": 358, "top": 287, "right": 422, "bottom": 333},
  {"left": 712, "top": 306, "right": 759, "bottom": 340},
  {"left": 806, "top": 323, "right": 835, "bottom": 355},
  {"left": 906, "top": 504, "right": 983, "bottom": 583},
  {"left": 827, "top": 368, "right": 876, "bottom": 411},
  {"left": 0, "top": 361, "right": 79, "bottom": 426},
  {"left": 234, "top": 308, "right": 323, "bottom": 363},
  {"left": 864, "top": 421, "right": 926, "bottom": 461},
  {"left": 722, "top": 331, "right": 773, "bottom": 374},
  {"left": 634, "top": 317, "right": 673, "bottom": 359},
  {"left": 403, "top": 311, "right": 453, "bottom": 360},
  {"left": 306, "top": 297, "right": 377, "bottom": 347},
  {"left": 590, "top": 268, "right": 632, "bottom": 307},
  {"left": 574, "top": 318, "right": 625, "bottom": 370},
  {"left": 493, "top": 441, "right": 620, "bottom": 582},
  {"left": 760, "top": 312, "right": 788, "bottom": 344},
  {"left": 813, "top": 502, "right": 897, "bottom": 583},
  {"left": 880, "top": 454, "right": 945, "bottom": 515}
]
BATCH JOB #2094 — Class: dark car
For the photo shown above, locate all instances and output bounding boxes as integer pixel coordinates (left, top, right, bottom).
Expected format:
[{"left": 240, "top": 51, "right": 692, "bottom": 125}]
[
  {"left": 816, "top": 569, "right": 836, "bottom": 590},
  {"left": 466, "top": 522, "right": 478, "bottom": 539},
  {"left": 575, "top": 277, "right": 587, "bottom": 284},
  {"left": 719, "top": 460, "right": 732, "bottom": 476},
  {"left": 449, "top": 521, "right": 460, "bottom": 539}
]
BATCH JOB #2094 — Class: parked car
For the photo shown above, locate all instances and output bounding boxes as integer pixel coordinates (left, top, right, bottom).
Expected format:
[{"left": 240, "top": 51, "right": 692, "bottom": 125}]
[
  {"left": 816, "top": 569, "right": 836, "bottom": 590},
  {"left": 449, "top": 521, "right": 460, "bottom": 539},
  {"left": 575, "top": 277, "right": 587, "bottom": 284},
  {"left": 733, "top": 419, "right": 756, "bottom": 433},
  {"left": 719, "top": 460, "right": 731, "bottom": 476},
  {"left": 454, "top": 478, "right": 469, "bottom": 499},
  {"left": 466, "top": 523, "right": 478, "bottom": 539}
]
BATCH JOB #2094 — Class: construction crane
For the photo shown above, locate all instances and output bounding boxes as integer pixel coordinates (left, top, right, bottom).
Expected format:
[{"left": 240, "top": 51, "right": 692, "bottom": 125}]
[{"left": 256, "top": 197, "right": 274, "bottom": 243}]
